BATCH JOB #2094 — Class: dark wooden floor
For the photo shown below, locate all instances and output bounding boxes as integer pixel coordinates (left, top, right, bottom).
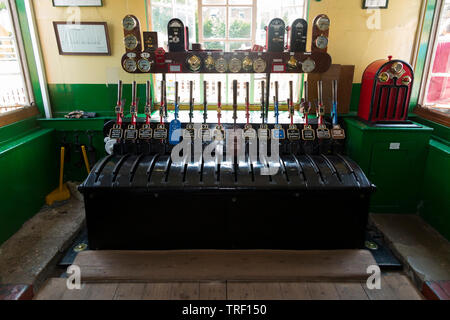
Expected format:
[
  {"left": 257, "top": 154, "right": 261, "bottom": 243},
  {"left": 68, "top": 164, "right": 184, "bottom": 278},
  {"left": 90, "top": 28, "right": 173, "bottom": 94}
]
[{"left": 35, "top": 274, "right": 423, "bottom": 300}]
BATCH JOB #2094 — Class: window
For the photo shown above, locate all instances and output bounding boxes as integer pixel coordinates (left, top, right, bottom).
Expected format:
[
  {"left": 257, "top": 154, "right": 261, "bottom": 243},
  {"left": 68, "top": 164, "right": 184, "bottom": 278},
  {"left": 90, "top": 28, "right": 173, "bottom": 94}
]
[
  {"left": 419, "top": 0, "right": 450, "bottom": 118},
  {"left": 150, "top": 0, "right": 306, "bottom": 105},
  {"left": 0, "top": 0, "right": 32, "bottom": 114}
]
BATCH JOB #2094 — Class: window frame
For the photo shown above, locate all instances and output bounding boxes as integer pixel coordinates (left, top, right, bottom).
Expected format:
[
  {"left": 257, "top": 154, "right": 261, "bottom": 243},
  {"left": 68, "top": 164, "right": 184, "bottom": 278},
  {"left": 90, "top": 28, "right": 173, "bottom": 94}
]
[
  {"left": 198, "top": 0, "right": 257, "bottom": 51},
  {"left": 0, "top": 0, "right": 34, "bottom": 118},
  {"left": 417, "top": 0, "right": 450, "bottom": 123}
]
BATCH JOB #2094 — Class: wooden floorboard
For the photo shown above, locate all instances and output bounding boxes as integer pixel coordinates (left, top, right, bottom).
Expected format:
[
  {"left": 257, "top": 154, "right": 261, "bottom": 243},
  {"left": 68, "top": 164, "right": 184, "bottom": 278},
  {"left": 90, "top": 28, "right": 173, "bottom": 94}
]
[
  {"left": 307, "top": 283, "right": 340, "bottom": 300},
  {"left": 199, "top": 282, "right": 227, "bottom": 300},
  {"left": 334, "top": 283, "right": 369, "bottom": 300},
  {"left": 73, "top": 250, "right": 376, "bottom": 283},
  {"left": 35, "top": 275, "right": 423, "bottom": 300},
  {"left": 279, "top": 283, "right": 311, "bottom": 300}
]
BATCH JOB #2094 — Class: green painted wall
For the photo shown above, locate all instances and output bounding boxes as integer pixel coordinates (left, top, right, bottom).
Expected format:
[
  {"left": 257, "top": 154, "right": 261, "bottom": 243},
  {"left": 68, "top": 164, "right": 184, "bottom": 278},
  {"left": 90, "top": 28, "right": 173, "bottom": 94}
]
[
  {"left": 418, "top": 139, "right": 450, "bottom": 240},
  {"left": 0, "top": 125, "right": 58, "bottom": 245}
]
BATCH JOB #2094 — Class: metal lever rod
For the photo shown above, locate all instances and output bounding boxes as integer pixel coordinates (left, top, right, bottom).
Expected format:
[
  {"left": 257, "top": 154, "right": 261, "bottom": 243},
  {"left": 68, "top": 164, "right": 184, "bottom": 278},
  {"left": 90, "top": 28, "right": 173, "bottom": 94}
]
[
  {"left": 130, "top": 81, "right": 137, "bottom": 126},
  {"left": 261, "top": 80, "right": 265, "bottom": 123},
  {"left": 232, "top": 80, "right": 238, "bottom": 125},
  {"left": 274, "top": 81, "right": 279, "bottom": 125},
  {"left": 174, "top": 81, "right": 179, "bottom": 120},
  {"left": 189, "top": 81, "right": 194, "bottom": 123},
  {"left": 203, "top": 81, "right": 208, "bottom": 124},
  {"left": 145, "top": 80, "right": 151, "bottom": 123},
  {"left": 160, "top": 80, "right": 165, "bottom": 123},
  {"left": 117, "top": 80, "right": 123, "bottom": 108},
  {"left": 245, "top": 82, "right": 250, "bottom": 124},
  {"left": 332, "top": 79, "right": 338, "bottom": 126},
  {"left": 217, "top": 81, "right": 222, "bottom": 126}
]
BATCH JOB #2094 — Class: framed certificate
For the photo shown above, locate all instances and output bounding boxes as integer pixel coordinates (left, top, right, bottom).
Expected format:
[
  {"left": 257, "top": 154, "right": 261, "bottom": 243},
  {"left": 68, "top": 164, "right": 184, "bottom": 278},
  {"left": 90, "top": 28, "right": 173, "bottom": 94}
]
[
  {"left": 362, "top": 0, "right": 388, "bottom": 9},
  {"left": 52, "top": 0, "right": 103, "bottom": 6},
  {"left": 53, "top": 22, "right": 111, "bottom": 55}
]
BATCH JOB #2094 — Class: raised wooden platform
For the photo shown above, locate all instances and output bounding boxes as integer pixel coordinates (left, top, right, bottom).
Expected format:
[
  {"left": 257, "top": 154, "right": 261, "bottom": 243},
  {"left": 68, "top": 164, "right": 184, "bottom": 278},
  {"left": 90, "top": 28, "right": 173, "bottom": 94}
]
[
  {"left": 73, "top": 250, "right": 377, "bottom": 283},
  {"left": 35, "top": 275, "right": 423, "bottom": 300}
]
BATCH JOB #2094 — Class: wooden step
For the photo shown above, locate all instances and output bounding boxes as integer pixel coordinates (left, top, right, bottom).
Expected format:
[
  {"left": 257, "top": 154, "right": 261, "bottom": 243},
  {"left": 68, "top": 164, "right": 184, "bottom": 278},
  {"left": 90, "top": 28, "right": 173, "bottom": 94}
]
[{"left": 73, "top": 250, "right": 377, "bottom": 283}]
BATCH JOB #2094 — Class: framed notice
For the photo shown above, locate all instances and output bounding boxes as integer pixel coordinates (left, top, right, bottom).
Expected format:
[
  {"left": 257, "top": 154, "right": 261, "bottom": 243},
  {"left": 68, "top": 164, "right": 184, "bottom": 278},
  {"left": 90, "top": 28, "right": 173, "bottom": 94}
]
[
  {"left": 362, "top": 0, "right": 388, "bottom": 9},
  {"left": 52, "top": 0, "right": 103, "bottom": 6},
  {"left": 53, "top": 22, "right": 111, "bottom": 55}
]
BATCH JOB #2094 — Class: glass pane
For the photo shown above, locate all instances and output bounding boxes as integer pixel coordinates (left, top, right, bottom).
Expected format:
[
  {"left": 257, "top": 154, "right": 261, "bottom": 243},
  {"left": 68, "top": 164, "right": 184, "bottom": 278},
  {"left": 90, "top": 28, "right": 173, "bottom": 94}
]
[
  {"left": 202, "top": 0, "right": 226, "bottom": 5},
  {"left": 227, "top": 74, "right": 251, "bottom": 104},
  {"left": 204, "top": 74, "right": 227, "bottom": 103},
  {"left": 269, "top": 74, "right": 300, "bottom": 104},
  {"left": 424, "top": 0, "right": 450, "bottom": 113},
  {"left": 229, "top": 41, "right": 251, "bottom": 51},
  {"left": 204, "top": 41, "right": 225, "bottom": 51},
  {"left": 229, "top": 7, "right": 252, "bottom": 39},
  {"left": 151, "top": 6, "right": 172, "bottom": 48},
  {"left": 229, "top": 0, "right": 253, "bottom": 4},
  {"left": 256, "top": 0, "right": 305, "bottom": 46},
  {"left": 0, "top": 0, "right": 29, "bottom": 112},
  {"left": 203, "top": 7, "right": 226, "bottom": 39},
  {"left": 155, "top": 74, "right": 201, "bottom": 104}
]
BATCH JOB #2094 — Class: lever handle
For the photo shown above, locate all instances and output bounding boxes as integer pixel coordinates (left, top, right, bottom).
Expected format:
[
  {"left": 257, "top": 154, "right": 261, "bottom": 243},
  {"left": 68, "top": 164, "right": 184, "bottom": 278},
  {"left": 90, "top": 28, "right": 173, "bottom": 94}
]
[
  {"left": 304, "top": 80, "right": 309, "bottom": 102},
  {"left": 233, "top": 80, "right": 238, "bottom": 120},
  {"left": 160, "top": 81, "right": 165, "bottom": 106},
  {"left": 203, "top": 81, "right": 208, "bottom": 122},
  {"left": 275, "top": 81, "right": 279, "bottom": 103},
  {"left": 131, "top": 81, "right": 137, "bottom": 106},
  {"left": 332, "top": 79, "right": 338, "bottom": 103},
  {"left": 117, "top": 80, "right": 123, "bottom": 106},
  {"left": 289, "top": 81, "right": 293, "bottom": 107},
  {"left": 317, "top": 80, "right": 323, "bottom": 106},
  {"left": 218, "top": 81, "right": 221, "bottom": 107},
  {"left": 189, "top": 81, "right": 194, "bottom": 121},
  {"left": 146, "top": 80, "right": 151, "bottom": 106}
]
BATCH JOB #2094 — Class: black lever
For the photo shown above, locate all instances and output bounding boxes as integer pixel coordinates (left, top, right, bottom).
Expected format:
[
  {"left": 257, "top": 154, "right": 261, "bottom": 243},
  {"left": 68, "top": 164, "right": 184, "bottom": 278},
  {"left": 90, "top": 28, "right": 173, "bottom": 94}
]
[
  {"left": 203, "top": 81, "right": 208, "bottom": 124},
  {"left": 233, "top": 80, "right": 238, "bottom": 128},
  {"left": 187, "top": 81, "right": 193, "bottom": 123},
  {"left": 261, "top": 80, "right": 265, "bottom": 123}
]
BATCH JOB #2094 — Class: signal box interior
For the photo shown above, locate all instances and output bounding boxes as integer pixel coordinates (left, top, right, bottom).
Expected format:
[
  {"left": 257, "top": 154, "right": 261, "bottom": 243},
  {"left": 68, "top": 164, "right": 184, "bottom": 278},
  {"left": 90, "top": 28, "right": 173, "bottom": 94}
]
[{"left": 0, "top": 0, "right": 448, "bottom": 303}]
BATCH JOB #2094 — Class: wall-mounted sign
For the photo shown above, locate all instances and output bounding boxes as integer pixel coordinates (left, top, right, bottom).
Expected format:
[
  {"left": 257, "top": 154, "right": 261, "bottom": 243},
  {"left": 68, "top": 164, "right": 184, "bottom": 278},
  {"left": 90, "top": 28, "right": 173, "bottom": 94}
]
[
  {"left": 362, "top": 0, "right": 388, "bottom": 9},
  {"left": 53, "top": 22, "right": 111, "bottom": 55},
  {"left": 53, "top": 0, "right": 103, "bottom": 6}
]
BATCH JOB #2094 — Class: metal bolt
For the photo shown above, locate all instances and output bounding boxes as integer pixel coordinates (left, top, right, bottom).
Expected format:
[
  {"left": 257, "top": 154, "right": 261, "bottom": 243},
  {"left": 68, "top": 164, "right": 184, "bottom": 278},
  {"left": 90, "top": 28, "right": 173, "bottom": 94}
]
[
  {"left": 365, "top": 241, "right": 378, "bottom": 250},
  {"left": 74, "top": 243, "right": 88, "bottom": 252}
]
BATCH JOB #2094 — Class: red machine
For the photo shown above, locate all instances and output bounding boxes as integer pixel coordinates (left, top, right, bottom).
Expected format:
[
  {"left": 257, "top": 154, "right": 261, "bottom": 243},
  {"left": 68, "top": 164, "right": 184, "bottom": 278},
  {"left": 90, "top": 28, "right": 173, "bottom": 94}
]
[{"left": 358, "top": 56, "right": 414, "bottom": 124}]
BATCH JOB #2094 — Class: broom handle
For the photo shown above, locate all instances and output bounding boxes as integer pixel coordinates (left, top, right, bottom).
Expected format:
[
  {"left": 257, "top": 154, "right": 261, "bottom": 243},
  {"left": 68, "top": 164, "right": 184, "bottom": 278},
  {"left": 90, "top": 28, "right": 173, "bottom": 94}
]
[{"left": 59, "top": 147, "right": 65, "bottom": 192}]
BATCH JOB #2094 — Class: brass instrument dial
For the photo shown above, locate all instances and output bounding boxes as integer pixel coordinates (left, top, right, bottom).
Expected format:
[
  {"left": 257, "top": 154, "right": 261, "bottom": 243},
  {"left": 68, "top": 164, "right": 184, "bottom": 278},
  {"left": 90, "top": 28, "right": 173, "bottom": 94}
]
[
  {"left": 302, "top": 58, "right": 316, "bottom": 73},
  {"left": 288, "top": 56, "right": 298, "bottom": 70},
  {"left": 378, "top": 72, "right": 390, "bottom": 82},
  {"left": 123, "top": 15, "right": 137, "bottom": 31},
  {"left": 229, "top": 58, "right": 242, "bottom": 73},
  {"left": 391, "top": 62, "right": 404, "bottom": 75},
  {"left": 253, "top": 58, "right": 267, "bottom": 73},
  {"left": 242, "top": 56, "right": 253, "bottom": 72},
  {"left": 316, "top": 16, "right": 330, "bottom": 31},
  {"left": 204, "top": 55, "right": 215, "bottom": 71},
  {"left": 402, "top": 76, "right": 412, "bottom": 85},
  {"left": 123, "top": 58, "right": 137, "bottom": 72},
  {"left": 215, "top": 57, "right": 228, "bottom": 73},
  {"left": 187, "top": 55, "right": 202, "bottom": 72},
  {"left": 315, "top": 35, "right": 328, "bottom": 49},
  {"left": 124, "top": 34, "right": 138, "bottom": 50},
  {"left": 138, "top": 59, "right": 152, "bottom": 72}
]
